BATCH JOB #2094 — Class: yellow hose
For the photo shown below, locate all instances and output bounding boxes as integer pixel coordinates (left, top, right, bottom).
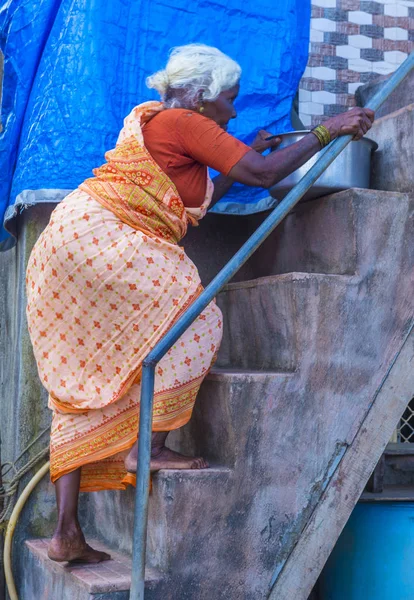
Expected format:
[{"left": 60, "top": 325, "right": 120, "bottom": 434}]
[{"left": 4, "top": 461, "right": 50, "bottom": 600}]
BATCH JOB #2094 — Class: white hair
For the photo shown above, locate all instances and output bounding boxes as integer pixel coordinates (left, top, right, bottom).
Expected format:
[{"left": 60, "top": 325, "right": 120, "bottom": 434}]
[{"left": 146, "top": 44, "right": 241, "bottom": 109}]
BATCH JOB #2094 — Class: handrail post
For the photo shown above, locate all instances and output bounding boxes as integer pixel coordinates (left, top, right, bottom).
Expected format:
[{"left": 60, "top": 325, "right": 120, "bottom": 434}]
[
  {"left": 129, "top": 52, "right": 414, "bottom": 599},
  {"left": 130, "top": 363, "right": 155, "bottom": 600}
]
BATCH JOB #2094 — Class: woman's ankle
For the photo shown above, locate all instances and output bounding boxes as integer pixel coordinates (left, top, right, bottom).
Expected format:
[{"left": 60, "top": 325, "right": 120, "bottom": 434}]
[{"left": 54, "top": 518, "right": 82, "bottom": 538}]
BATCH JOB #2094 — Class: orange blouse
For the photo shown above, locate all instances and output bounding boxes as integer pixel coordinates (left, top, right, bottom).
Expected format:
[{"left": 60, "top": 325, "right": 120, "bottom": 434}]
[{"left": 143, "top": 109, "right": 250, "bottom": 208}]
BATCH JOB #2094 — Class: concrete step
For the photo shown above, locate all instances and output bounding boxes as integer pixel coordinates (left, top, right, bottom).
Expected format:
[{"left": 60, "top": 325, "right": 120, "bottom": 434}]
[
  {"left": 147, "top": 468, "right": 232, "bottom": 573},
  {"left": 216, "top": 274, "right": 300, "bottom": 371},
  {"left": 21, "top": 538, "right": 162, "bottom": 600},
  {"left": 245, "top": 189, "right": 358, "bottom": 279},
  {"left": 217, "top": 188, "right": 413, "bottom": 373},
  {"left": 184, "top": 190, "right": 359, "bottom": 286},
  {"left": 167, "top": 369, "right": 292, "bottom": 468},
  {"left": 369, "top": 103, "right": 414, "bottom": 194},
  {"left": 78, "top": 468, "right": 231, "bottom": 567},
  {"left": 216, "top": 271, "right": 355, "bottom": 372}
]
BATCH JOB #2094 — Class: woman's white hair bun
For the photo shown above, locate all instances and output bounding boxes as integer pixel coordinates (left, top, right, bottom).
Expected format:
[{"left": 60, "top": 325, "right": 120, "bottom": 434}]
[
  {"left": 146, "top": 43, "right": 241, "bottom": 108},
  {"left": 146, "top": 69, "right": 170, "bottom": 96}
]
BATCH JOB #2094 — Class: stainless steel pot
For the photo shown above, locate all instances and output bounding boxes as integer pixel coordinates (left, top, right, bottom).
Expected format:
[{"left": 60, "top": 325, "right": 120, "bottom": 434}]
[{"left": 268, "top": 130, "right": 378, "bottom": 202}]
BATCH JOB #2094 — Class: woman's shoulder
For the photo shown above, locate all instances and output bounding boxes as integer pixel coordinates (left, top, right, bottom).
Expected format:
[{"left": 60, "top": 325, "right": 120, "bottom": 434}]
[{"left": 148, "top": 108, "right": 212, "bottom": 129}]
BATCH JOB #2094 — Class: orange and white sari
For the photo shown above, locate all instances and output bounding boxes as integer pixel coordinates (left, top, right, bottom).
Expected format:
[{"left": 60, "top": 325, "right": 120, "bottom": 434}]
[{"left": 26, "top": 102, "right": 222, "bottom": 491}]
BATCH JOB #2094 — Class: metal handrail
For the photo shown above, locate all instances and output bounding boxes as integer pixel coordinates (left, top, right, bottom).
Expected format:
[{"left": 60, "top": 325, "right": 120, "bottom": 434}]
[{"left": 129, "top": 52, "right": 414, "bottom": 599}]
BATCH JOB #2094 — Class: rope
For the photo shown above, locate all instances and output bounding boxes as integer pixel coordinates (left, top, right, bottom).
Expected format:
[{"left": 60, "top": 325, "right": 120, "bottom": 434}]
[{"left": 0, "top": 426, "right": 50, "bottom": 526}]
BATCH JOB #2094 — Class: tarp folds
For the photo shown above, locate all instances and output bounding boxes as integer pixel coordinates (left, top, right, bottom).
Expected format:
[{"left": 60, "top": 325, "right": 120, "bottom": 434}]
[{"left": 0, "top": 0, "right": 310, "bottom": 249}]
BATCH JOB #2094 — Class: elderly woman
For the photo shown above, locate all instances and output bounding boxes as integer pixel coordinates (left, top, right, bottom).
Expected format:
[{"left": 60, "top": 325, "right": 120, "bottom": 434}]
[{"left": 26, "top": 43, "right": 374, "bottom": 563}]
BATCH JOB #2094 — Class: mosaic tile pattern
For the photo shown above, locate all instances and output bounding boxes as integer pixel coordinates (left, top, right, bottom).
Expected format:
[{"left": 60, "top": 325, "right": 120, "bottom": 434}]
[{"left": 299, "top": 0, "right": 414, "bottom": 126}]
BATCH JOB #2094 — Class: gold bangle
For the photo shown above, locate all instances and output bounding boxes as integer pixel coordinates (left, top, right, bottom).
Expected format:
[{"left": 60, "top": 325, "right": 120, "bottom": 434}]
[
  {"left": 311, "top": 128, "right": 324, "bottom": 147},
  {"left": 318, "top": 125, "right": 331, "bottom": 146},
  {"left": 311, "top": 124, "right": 331, "bottom": 148}
]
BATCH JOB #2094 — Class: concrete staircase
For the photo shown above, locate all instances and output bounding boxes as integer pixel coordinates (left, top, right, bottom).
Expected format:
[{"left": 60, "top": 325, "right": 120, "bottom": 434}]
[
  {"left": 21, "top": 539, "right": 161, "bottom": 600},
  {"left": 8, "top": 79, "right": 414, "bottom": 600}
]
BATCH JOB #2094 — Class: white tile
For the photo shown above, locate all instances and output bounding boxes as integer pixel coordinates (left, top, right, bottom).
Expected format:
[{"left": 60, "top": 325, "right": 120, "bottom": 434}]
[
  {"left": 311, "top": 0, "right": 337, "bottom": 7},
  {"left": 348, "top": 82, "right": 362, "bottom": 94},
  {"left": 312, "top": 90, "right": 337, "bottom": 104},
  {"left": 311, "top": 18, "right": 336, "bottom": 32},
  {"left": 303, "top": 66, "right": 313, "bottom": 78},
  {"left": 348, "top": 11, "right": 373, "bottom": 24},
  {"left": 384, "top": 27, "right": 409, "bottom": 40},
  {"left": 349, "top": 35, "right": 373, "bottom": 49},
  {"left": 384, "top": 3, "right": 408, "bottom": 16},
  {"left": 396, "top": 0, "right": 414, "bottom": 7},
  {"left": 372, "top": 60, "right": 397, "bottom": 74},
  {"left": 349, "top": 58, "right": 374, "bottom": 72},
  {"left": 299, "top": 89, "right": 312, "bottom": 102},
  {"left": 336, "top": 45, "right": 361, "bottom": 59},
  {"left": 312, "top": 66, "right": 336, "bottom": 79},
  {"left": 299, "top": 113, "right": 312, "bottom": 127},
  {"left": 299, "top": 102, "right": 324, "bottom": 116},
  {"left": 385, "top": 50, "right": 408, "bottom": 63},
  {"left": 310, "top": 29, "right": 324, "bottom": 42}
]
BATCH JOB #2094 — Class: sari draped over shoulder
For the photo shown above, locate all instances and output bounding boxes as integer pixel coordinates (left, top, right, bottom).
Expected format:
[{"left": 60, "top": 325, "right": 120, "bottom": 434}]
[{"left": 26, "top": 102, "right": 222, "bottom": 491}]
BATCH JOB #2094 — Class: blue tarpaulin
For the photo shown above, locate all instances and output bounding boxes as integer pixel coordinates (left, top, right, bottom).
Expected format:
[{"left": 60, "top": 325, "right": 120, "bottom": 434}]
[{"left": 0, "top": 0, "right": 310, "bottom": 249}]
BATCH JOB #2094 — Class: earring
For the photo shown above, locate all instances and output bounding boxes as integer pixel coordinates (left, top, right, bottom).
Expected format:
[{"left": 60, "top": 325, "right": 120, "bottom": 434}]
[{"left": 199, "top": 106, "right": 204, "bottom": 113}]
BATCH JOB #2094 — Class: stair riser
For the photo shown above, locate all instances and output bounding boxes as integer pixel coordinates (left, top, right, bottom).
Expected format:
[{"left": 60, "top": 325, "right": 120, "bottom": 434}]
[
  {"left": 184, "top": 192, "right": 358, "bottom": 288},
  {"left": 246, "top": 191, "right": 357, "bottom": 279},
  {"left": 370, "top": 104, "right": 414, "bottom": 195},
  {"left": 80, "top": 488, "right": 136, "bottom": 557},
  {"left": 216, "top": 278, "right": 298, "bottom": 371}
]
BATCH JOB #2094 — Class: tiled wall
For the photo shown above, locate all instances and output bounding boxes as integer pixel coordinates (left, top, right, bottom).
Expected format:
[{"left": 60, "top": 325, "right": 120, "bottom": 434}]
[{"left": 298, "top": 0, "right": 414, "bottom": 127}]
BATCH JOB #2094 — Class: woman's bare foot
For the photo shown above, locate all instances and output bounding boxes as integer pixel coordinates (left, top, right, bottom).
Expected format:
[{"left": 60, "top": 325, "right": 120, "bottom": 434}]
[
  {"left": 50, "top": 469, "right": 110, "bottom": 564},
  {"left": 124, "top": 431, "right": 209, "bottom": 473},
  {"left": 125, "top": 446, "right": 208, "bottom": 472},
  {"left": 151, "top": 446, "right": 209, "bottom": 471},
  {"left": 48, "top": 528, "right": 111, "bottom": 563}
]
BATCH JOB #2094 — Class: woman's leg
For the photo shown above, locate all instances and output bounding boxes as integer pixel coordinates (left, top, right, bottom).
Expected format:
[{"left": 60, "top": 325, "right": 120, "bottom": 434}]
[
  {"left": 48, "top": 468, "right": 110, "bottom": 563},
  {"left": 124, "top": 301, "right": 222, "bottom": 474},
  {"left": 125, "top": 431, "right": 208, "bottom": 473}
]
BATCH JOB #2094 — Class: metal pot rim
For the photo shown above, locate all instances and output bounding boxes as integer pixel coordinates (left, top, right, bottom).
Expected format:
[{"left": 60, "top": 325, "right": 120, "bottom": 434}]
[{"left": 274, "top": 130, "right": 378, "bottom": 151}]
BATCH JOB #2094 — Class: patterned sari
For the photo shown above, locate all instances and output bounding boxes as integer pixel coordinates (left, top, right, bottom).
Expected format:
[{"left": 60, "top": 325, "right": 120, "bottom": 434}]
[{"left": 26, "top": 102, "right": 223, "bottom": 491}]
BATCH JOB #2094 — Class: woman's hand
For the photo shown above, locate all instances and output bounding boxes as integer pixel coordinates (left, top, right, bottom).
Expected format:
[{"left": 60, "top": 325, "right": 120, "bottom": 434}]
[
  {"left": 324, "top": 107, "right": 375, "bottom": 141},
  {"left": 250, "top": 130, "right": 282, "bottom": 154},
  {"left": 228, "top": 107, "right": 375, "bottom": 189}
]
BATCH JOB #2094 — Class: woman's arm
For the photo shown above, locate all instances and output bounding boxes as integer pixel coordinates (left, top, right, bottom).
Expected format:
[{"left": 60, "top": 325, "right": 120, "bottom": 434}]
[
  {"left": 228, "top": 107, "right": 375, "bottom": 189},
  {"left": 211, "top": 130, "right": 282, "bottom": 205}
]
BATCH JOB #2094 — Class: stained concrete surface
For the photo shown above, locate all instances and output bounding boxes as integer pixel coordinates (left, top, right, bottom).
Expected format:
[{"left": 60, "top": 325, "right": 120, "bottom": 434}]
[
  {"left": 80, "top": 189, "right": 413, "bottom": 599},
  {"left": 4, "top": 189, "right": 413, "bottom": 599},
  {"left": 1, "top": 69, "right": 413, "bottom": 598},
  {"left": 356, "top": 69, "right": 414, "bottom": 119},
  {"left": 369, "top": 103, "right": 414, "bottom": 195}
]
